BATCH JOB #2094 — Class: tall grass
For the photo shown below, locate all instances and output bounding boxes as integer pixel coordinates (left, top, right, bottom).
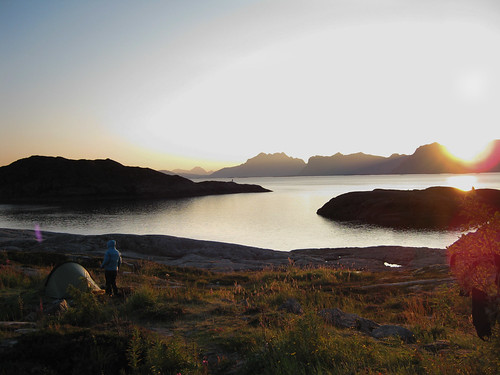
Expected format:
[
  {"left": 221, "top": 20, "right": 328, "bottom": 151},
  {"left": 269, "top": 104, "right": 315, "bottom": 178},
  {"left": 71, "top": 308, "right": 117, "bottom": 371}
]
[
  {"left": 0, "top": 264, "right": 46, "bottom": 289},
  {"left": 0, "top": 263, "right": 48, "bottom": 320},
  {"left": 3, "top": 251, "right": 500, "bottom": 374},
  {"left": 243, "top": 312, "right": 430, "bottom": 375},
  {"left": 125, "top": 285, "right": 185, "bottom": 322}
]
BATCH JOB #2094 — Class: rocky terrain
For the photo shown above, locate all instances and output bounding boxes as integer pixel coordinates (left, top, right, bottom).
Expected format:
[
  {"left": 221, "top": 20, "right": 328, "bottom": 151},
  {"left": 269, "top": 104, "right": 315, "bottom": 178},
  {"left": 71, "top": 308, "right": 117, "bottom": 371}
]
[
  {"left": 317, "top": 186, "right": 500, "bottom": 230},
  {"left": 0, "top": 228, "right": 447, "bottom": 272},
  {"left": 0, "top": 156, "right": 270, "bottom": 203}
]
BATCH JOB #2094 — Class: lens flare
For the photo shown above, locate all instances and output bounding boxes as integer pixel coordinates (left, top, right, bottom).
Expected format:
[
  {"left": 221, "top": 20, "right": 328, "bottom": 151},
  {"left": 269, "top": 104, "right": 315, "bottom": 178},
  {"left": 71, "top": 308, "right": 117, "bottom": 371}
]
[
  {"left": 34, "top": 224, "right": 43, "bottom": 243},
  {"left": 472, "top": 141, "right": 500, "bottom": 172},
  {"left": 444, "top": 140, "right": 491, "bottom": 165},
  {"left": 444, "top": 140, "right": 500, "bottom": 172}
]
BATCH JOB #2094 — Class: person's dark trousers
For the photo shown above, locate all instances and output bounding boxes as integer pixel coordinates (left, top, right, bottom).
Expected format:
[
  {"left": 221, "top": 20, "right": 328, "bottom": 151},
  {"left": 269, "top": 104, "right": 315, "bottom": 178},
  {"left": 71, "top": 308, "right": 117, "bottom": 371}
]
[{"left": 105, "top": 270, "right": 118, "bottom": 296}]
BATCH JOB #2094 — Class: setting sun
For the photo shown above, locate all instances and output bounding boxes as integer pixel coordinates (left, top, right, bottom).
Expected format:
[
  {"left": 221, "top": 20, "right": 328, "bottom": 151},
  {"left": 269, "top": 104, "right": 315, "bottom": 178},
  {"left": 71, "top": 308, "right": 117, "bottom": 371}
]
[{"left": 444, "top": 139, "right": 492, "bottom": 165}]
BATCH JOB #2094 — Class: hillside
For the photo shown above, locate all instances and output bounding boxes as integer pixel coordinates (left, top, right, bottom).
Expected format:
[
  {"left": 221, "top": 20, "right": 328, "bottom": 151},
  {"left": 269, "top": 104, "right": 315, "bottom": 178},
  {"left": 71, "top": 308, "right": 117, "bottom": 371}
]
[
  {"left": 207, "top": 140, "right": 500, "bottom": 178},
  {"left": 0, "top": 156, "right": 270, "bottom": 203}
]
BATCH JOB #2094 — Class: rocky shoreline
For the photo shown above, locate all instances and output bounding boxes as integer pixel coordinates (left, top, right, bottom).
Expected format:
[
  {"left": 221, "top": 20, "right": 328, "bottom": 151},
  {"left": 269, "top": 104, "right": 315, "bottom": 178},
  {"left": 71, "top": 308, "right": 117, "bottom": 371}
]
[{"left": 0, "top": 228, "right": 448, "bottom": 272}]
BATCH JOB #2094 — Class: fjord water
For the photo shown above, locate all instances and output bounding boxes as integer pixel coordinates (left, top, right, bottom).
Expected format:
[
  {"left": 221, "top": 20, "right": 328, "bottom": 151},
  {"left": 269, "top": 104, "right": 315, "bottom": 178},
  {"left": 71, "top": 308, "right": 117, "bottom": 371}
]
[{"left": 1, "top": 173, "right": 499, "bottom": 251}]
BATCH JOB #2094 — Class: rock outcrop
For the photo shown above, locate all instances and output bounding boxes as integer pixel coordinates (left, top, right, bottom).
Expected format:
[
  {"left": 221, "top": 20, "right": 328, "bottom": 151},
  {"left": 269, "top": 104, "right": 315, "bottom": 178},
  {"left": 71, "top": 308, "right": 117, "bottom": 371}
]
[
  {"left": 0, "top": 156, "right": 270, "bottom": 203},
  {"left": 292, "top": 246, "right": 447, "bottom": 271},
  {"left": 318, "top": 308, "right": 416, "bottom": 343},
  {"left": 317, "top": 187, "right": 500, "bottom": 230},
  {"left": 0, "top": 229, "right": 448, "bottom": 272}
]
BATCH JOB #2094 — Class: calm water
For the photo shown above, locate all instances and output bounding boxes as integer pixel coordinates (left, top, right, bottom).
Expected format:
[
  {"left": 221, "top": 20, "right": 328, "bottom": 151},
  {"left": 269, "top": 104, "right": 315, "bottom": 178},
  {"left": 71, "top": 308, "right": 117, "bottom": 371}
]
[{"left": 1, "top": 173, "right": 499, "bottom": 251}]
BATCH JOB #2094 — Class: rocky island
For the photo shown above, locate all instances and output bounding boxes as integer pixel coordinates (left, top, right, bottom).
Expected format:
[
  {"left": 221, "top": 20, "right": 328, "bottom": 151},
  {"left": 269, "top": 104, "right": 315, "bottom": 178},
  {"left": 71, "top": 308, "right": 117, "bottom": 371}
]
[
  {"left": 317, "top": 186, "right": 500, "bottom": 230},
  {"left": 0, "top": 156, "right": 270, "bottom": 203}
]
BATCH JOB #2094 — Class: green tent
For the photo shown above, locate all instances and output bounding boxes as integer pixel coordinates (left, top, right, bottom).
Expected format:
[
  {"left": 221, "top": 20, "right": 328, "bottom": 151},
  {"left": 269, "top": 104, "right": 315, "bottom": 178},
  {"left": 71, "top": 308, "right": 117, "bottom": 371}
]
[{"left": 45, "top": 262, "right": 102, "bottom": 298}]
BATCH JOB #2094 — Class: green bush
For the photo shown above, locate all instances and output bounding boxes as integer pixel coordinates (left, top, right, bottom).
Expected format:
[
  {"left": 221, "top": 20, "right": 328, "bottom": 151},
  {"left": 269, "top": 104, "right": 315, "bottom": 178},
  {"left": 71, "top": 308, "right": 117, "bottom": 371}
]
[{"left": 127, "top": 327, "right": 198, "bottom": 374}]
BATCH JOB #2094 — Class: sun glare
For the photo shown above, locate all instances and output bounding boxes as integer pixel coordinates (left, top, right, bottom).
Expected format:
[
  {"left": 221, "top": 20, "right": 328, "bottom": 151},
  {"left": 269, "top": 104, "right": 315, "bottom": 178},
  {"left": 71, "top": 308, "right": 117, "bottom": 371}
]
[
  {"left": 446, "top": 175, "right": 478, "bottom": 191},
  {"left": 444, "top": 140, "right": 491, "bottom": 164}
]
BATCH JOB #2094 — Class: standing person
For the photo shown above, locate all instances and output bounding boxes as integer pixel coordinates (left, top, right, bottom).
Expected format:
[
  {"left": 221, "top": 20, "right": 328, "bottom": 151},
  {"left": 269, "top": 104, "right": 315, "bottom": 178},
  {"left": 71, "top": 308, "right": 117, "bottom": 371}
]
[{"left": 101, "top": 240, "right": 122, "bottom": 296}]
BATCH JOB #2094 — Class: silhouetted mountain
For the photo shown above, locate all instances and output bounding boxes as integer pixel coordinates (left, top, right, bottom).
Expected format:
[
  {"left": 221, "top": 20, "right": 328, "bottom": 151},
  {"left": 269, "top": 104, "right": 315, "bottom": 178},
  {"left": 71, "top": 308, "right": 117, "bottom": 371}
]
[
  {"left": 301, "top": 152, "right": 406, "bottom": 176},
  {"left": 207, "top": 140, "right": 500, "bottom": 177},
  {"left": 176, "top": 166, "right": 212, "bottom": 175},
  {"left": 0, "top": 156, "right": 270, "bottom": 203},
  {"left": 210, "top": 153, "right": 306, "bottom": 178},
  {"left": 160, "top": 166, "right": 213, "bottom": 179},
  {"left": 391, "top": 143, "right": 466, "bottom": 174}
]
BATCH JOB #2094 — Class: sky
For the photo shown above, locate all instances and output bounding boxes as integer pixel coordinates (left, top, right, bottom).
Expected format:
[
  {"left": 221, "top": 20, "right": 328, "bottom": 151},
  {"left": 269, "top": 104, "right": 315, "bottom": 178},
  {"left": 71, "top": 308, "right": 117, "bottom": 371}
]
[{"left": 1, "top": 0, "right": 500, "bottom": 171}]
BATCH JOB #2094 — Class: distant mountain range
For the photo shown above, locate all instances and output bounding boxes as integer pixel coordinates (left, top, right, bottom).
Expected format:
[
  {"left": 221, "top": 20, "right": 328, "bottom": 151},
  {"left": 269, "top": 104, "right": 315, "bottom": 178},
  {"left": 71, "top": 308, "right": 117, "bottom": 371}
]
[
  {"left": 160, "top": 166, "right": 214, "bottom": 179},
  {"left": 173, "top": 141, "right": 500, "bottom": 178}
]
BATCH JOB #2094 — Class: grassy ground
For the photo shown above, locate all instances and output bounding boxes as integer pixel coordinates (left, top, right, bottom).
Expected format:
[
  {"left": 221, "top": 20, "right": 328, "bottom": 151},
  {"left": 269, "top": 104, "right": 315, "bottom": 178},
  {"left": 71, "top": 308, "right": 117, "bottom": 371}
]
[{"left": 1, "top": 250, "right": 498, "bottom": 374}]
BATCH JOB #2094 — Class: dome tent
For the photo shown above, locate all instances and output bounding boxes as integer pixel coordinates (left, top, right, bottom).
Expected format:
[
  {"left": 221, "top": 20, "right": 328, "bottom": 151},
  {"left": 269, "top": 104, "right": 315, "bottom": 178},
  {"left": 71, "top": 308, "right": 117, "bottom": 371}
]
[{"left": 45, "top": 262, "right": 102, "bottom": 299}]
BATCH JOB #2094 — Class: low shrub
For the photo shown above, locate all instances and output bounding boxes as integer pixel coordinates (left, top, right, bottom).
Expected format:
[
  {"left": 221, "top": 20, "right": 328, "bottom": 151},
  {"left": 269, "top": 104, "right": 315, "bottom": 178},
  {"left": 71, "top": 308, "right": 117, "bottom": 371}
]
[
  {"left": 62, "top": 285, "right": 113, "bottom": 326},
  {"left": 0, "top": 326, "right": 198, "bottom": 375},
  {"left": 127, "top": 327, "right": 198, "bottom": 374}
]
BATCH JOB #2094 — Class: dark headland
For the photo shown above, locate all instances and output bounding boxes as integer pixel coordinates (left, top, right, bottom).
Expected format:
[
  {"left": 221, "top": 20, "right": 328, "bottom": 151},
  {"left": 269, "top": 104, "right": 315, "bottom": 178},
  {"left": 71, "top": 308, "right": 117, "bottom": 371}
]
[
  {"left": 317, "top": 186, "right": 500, "bottom": 230},
  {"left": 0, "top": 156, "right": 270, "bottom": 203}
]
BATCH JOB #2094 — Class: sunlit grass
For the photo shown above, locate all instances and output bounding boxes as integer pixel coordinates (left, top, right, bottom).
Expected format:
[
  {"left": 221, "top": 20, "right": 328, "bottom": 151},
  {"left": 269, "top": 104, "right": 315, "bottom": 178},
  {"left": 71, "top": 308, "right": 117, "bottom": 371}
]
[{"left": 2, "top": 250, "right": 500, "bottom": 374}]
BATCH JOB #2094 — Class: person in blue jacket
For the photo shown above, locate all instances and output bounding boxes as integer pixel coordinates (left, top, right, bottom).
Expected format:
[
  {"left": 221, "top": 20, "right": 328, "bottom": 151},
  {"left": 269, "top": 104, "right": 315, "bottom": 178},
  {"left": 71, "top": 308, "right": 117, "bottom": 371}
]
[{"left": 101, "top": 240, "right": 122, "bottom": 296}]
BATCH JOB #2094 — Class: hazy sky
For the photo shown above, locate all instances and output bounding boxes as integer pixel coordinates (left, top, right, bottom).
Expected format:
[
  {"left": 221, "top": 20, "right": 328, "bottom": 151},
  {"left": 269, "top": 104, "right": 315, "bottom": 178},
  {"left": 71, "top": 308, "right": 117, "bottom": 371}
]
[{"left": 2, "top": 0, "right": 499, "bottom": 170}]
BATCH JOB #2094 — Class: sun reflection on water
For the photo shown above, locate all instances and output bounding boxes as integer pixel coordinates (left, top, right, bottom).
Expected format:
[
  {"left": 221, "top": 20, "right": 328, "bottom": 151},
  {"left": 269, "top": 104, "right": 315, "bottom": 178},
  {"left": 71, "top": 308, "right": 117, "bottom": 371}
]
[{"left": 446, "top": 175, "right": 478, "bottom": 191}]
